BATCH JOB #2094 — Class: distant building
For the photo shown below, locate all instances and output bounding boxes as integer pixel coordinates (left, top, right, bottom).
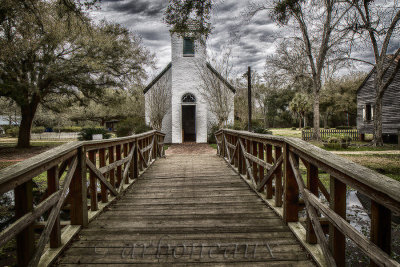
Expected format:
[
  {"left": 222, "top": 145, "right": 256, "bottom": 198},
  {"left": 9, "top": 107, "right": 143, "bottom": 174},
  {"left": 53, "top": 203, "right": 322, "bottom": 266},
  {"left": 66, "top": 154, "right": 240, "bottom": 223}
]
[
  {"left": 357, "top": 57, "right": 400, "bottom": 139},
  {"left": 0, "top": 115, "right": 20, "bottom": 126},
  {"left": 143, "top": 28, "right": 235, "bottom": 143}
]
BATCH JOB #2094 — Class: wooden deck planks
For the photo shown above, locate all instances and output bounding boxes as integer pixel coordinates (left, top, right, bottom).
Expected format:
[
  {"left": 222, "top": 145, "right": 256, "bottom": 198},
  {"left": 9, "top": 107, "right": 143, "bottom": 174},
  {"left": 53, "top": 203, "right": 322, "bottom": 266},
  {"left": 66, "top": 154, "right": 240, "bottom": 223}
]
[{"left": 56, "top": 154, "right": 314, "bottom": 266}]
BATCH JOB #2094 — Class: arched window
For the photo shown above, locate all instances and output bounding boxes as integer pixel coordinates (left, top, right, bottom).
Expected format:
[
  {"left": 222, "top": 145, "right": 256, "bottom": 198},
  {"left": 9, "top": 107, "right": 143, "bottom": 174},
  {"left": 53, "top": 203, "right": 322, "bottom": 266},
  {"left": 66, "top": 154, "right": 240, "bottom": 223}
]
[{"left": 182, "top": 93, "right": 196, "bottom": 103}]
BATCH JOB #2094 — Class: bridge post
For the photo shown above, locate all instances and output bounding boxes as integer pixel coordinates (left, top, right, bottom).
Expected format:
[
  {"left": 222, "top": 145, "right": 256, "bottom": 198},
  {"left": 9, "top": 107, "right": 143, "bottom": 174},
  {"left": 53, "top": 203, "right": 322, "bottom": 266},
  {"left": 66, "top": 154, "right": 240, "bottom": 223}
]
[
  {"left": 14, "top": 180, "right": 34, "bottom": 266},
  {"left": 70, "top": 146, "right": 88, "bottom": 227},
  {"left": 47, "top": 166, "right": 61, "bottom": 248},
  {"left": 123, "top": 143, "right": 129, "bottom": 184},
  {"left": 116, "top": 145, "right": 122, "bottom": 186},
  {"left": 258, "top": 142, "right": 264, "bottom": 186},
  {"left": 370, "top": 200, "right": 391, "bottom": 267},
  {"left": 329, "top": 175, "right": 346, "bottom": 266},
  {"left": 275, "top": 146, "right": 283, "bottom": 207},
  {"left": 109, "top": 146, "right": 115, "bottom": 187},
  {"left": 129, "top": 142, "right": 134, "bottom": 180},
  {"left": 99, "top": 148, "right": 108, "bottom": 203},
  {"left": 266, "top": 144, "right": 273, "bottom": 199},
  {"left": 306, "top": 162, "right": 318, "bottom": 244},
  {"left": 88, "top": 150, "right": 98, "bottom": 211},
  {"left": 283, "top": 144, "right": 299, "bottom": 223},
  {"left": 252, "top": 141, "right": 258, "bottom": 185},
  {"left": 134, "top": 139, "right": 139, "bottom": 178}
]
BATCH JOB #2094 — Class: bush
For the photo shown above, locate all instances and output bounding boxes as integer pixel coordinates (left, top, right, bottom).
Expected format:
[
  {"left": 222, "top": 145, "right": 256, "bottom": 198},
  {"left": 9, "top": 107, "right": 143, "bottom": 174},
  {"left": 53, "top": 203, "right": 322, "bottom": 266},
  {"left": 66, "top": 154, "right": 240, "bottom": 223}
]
[
  {"left": 304, "top": 126, "right": 312, "bottom": 130},
  {"left": 6, "top": 127, "right": 19, "bottom": 137},
  {"left": 208, "top": 124, "right": 219, "bottom": 143},
  {"left": 53, "top": 126, "right": 82, "bottom": 132},
  {"left": 253, "top": 126, "right": 272, "bottom": 135},
  {"left": 322, "top": 134, "right": 351, "bottom": 149},
  {"left": 291, "top": 127, "right": 297, "bottom": 130},
  {"left": 115, "top": 117, "right": 152, "bottom": 137},
  {"left": 336, "top": 125, "right": 353, "bottom": 130},
  {"left": 78, "top": 127, "right": 111, "bottom": 141},
  {"left": 31, "top": 127, "right": 45, "bottom": 133},
  {"left": 324, "top": 126, "right": 331, "bottom": 129}
]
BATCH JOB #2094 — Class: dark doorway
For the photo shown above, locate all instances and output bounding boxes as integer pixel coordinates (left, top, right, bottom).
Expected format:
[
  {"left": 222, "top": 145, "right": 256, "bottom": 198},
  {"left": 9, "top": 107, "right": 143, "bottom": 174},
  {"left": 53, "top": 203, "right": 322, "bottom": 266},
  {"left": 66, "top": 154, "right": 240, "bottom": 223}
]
[{"left": 182, "top": 105, "right": 196, "bottom": 142}]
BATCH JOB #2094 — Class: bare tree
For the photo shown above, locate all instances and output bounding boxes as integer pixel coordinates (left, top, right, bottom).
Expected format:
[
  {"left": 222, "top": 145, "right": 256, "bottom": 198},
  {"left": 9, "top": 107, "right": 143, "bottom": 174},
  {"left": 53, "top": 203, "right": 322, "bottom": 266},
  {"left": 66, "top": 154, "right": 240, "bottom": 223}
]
[
  {"left": 346, "top": 0, "right": 400, "bottom": 146},
  {"left": 253, "top": 0, "right": 353, "bottom": 139},
  {"left": 196, "top": 50, "right": 234, "bottom": 128},
  {"left": 147, "top": 73, "right": 171, "bottom": 131}
]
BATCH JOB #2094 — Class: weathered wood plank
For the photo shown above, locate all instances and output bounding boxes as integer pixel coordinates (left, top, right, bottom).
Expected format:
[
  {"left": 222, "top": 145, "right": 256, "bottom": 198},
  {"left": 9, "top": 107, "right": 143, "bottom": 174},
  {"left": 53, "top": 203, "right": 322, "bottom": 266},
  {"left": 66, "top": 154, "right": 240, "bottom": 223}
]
[{"left": 56, "top": 153, "right": 313, "bottom": 266}]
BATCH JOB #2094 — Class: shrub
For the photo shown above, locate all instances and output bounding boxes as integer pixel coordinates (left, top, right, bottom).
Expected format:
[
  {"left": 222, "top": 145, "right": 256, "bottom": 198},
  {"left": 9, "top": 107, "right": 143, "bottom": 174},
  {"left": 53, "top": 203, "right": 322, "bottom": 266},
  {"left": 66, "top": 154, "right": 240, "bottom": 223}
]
[
  {"left": 226, "top": 121, "right": 245, "bottom": 130},
  {"left": 31, "top": 126, "right": 45, "bottom": 133},
  {"left": 78, "top": 127, "right": 111, "bottom": 141},
  {"left": 304, "top": 126, "right": 312, "bottom": 130},
  {"left": 336, "top": 125, "right": 353, "bottom": 130},
  {"left": 53, "top": 126, "right": 82, "bottom": 132},
  {"left": 322, "top": 134, "right": 351, "bottom": 149},
  {"left": 6, "top": 127, "right": 19, "bottom": 137},
  {"left": 324, "top": 126, "right": 331, "bottom": 129},
  {"left": 208, "top": 124, "right": 219, "bottom": 143},
  {"left": 253, "top": 126, "right": 272, "bottom": 135},
  {"left": 291, "top": 127, "right": 297, "bottom": 130},
  {"left": 116, "top": 117, "right": 152, "bottom": 137}
]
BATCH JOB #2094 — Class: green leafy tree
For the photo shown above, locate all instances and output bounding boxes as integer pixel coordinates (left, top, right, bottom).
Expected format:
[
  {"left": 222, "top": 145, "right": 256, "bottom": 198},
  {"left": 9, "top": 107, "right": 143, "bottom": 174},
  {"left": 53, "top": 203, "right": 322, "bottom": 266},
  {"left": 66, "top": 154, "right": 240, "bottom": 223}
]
[
  {"left": 0, "top": 1, "right": 152, "bottom": 147},
  {"left": 164, "top": 0, "right": 213, "bottom": 38},
  {"left": 289, "top": 92, "right": 312, "bottom": 129}
]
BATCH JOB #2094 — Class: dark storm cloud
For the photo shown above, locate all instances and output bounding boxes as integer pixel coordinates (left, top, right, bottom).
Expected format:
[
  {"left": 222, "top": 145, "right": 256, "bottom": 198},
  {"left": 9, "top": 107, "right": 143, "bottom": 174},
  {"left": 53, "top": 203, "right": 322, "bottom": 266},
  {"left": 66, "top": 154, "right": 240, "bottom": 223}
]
[{"left": 105, "top": 0, "right": 167, "bottom": 16}]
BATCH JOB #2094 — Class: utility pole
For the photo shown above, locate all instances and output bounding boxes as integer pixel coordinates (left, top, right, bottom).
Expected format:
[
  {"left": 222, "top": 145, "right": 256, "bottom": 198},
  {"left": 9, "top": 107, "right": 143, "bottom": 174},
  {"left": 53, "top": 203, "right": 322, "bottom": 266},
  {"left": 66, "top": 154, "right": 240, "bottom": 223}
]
[{"left": 247, "top": 66, "right": 252, "bottom": 132}]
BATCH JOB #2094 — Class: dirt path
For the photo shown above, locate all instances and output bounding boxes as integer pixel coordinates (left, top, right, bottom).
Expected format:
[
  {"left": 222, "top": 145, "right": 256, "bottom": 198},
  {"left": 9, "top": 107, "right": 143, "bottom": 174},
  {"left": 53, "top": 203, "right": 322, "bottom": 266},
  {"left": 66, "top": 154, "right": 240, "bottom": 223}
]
[
  {"left": 332, "top": 150, "right": 400, "bottom": 155},
  {"left": 166, "top": 143, "right": 216, "bottom": 155}
]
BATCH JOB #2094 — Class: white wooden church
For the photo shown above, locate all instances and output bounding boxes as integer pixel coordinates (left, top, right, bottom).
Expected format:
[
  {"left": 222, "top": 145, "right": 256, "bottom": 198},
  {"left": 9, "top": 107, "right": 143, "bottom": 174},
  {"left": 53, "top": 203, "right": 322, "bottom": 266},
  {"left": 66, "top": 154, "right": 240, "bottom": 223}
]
[{"left": 144, "top": 30, "right": 235, "bottom": 144}]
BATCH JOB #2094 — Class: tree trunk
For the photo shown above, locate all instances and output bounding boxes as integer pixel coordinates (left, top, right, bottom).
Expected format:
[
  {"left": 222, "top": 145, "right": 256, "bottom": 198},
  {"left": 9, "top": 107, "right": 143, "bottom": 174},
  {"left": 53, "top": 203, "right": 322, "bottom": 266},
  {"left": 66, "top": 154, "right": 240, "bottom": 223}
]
[
  {"left": 312, "top": 89, "right": 320, "bottom": 140},
  {"left": 17, "top": 102, "right": 39, "bottom": 148},
  {"left": 299, "top": 117, "right": 302, "bottom": 129},
  {"left": 373, "top": 96, "right": 384, "bottom": 146}
]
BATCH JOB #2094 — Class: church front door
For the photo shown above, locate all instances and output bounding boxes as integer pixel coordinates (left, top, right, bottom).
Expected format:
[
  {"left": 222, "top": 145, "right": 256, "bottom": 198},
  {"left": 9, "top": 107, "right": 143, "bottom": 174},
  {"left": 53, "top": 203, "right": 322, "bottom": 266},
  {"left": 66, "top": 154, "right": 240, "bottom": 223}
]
[{"left": 182, "top": 105, "right": 196, "bottom": 142}]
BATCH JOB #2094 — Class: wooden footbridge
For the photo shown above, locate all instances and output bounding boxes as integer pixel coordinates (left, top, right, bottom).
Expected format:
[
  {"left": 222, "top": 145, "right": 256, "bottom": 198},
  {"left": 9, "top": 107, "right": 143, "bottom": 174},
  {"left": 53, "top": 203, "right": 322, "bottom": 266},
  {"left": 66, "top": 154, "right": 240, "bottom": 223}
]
[{"left": 0, "top": 130, "right": 399, "bottom": 266}]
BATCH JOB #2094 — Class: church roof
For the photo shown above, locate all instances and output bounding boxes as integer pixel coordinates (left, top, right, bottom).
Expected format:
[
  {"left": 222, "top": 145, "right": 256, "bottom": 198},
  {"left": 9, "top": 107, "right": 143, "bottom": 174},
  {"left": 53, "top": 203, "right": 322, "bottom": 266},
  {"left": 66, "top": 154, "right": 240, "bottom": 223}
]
[
  {"left": 143, "top": 62, "right": 236, "bottom": 94},
  {"left": 143, "top": 62, "right": 172, "bottom": 94}
]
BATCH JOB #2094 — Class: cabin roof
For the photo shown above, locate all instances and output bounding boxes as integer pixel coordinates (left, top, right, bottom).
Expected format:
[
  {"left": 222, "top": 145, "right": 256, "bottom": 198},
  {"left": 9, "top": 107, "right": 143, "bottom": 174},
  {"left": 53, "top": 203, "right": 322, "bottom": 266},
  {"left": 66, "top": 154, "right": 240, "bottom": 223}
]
[{"left": 356, "top": 54, "right": 400, "bottom": 94}]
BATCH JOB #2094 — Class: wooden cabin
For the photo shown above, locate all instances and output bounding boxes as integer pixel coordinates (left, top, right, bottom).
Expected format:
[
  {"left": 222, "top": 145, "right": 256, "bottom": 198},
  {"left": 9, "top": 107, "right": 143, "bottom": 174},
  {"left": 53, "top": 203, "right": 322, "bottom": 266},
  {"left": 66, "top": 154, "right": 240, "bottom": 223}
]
[{"left": 357, "top": 57, "right": 400, "bottom": 140}]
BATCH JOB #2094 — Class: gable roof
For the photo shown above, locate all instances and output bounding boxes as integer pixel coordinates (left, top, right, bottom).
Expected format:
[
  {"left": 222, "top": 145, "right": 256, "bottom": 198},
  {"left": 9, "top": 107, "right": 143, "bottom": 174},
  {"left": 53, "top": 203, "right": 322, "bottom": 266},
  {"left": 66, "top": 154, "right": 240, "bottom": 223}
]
[
  {"left": 205, "top": 62, "right": 236, "bottom": 93},
  {"left": 356, "top": 55, "right": 400, "bottom": 94},
  {"left": 143, "top": 62, "right": 172, "bottom": 94},
  {"left": 143, "top": 61, "right": 236, "bottom": 94}
]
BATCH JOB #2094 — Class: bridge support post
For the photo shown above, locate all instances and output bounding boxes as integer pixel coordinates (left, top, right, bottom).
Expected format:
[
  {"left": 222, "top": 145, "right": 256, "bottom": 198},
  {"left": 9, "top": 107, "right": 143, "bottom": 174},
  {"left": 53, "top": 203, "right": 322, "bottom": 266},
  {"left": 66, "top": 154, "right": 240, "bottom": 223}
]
[
  {"left": 266, "top": 144, "right": 273, "bottom": 199},
  {"left": 283, "top": 144, "right": 299, "bottom": 223},
  {"left": 14, "top": 180, "right": 34, "bottom": 266},
  {"left": 70, "top": 147, "right": 88, "bottom": 227},
  {"left": 47, "top": 166, "right": 61, "bottom": 247},
  {"left": 305, "top": 163, "right": 318, "bottom": 244},
  {"left": 329, "top": 175, "right": 346, "bottom": 266},
  {"left": 275, "top": 146, "right": 283, "bottom": 207},
  {"left": 134, "top": 139, "right": 139, "bottom": 178},
  {"left": 370, "top": 200, "right": 391, "bottom": 267}
]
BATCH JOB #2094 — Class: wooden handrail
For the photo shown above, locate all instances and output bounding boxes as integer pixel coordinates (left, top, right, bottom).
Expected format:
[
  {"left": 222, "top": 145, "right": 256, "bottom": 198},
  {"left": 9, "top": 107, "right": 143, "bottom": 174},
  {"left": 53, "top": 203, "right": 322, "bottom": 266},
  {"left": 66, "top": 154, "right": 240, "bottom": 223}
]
[
  {"left": 0, "top": 130, "right": 165, "bottom": 267},
  {"left": 215, "top": 129, "right": 400, "bottom": 267}
]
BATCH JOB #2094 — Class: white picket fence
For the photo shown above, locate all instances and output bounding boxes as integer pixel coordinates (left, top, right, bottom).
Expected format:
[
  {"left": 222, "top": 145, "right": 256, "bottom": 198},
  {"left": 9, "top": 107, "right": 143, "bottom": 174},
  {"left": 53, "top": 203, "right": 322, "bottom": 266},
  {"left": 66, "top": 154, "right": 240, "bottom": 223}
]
[{"left": 30, "top": 132, "right": 79, "bottom": 140}]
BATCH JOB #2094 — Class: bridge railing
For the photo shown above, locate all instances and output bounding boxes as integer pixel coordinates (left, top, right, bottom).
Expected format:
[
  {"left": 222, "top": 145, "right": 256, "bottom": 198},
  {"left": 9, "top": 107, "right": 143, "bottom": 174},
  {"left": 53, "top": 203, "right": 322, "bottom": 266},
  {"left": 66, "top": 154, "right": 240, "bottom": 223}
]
[
  {"left": 0, "top": 130, "right": 165, "bottom": 267},
  {"left": 215, "top": 129, "right": 400, "bottom": 267}
]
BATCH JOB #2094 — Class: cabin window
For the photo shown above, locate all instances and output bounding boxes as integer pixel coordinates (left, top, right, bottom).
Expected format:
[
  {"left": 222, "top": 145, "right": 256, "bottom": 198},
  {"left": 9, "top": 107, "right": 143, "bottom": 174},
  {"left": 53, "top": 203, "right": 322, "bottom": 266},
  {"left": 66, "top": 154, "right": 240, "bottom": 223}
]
[
  {"left": 183, "top": 38, "right": 195, "bottom": 56},
  {"left": 364, "top": 104, "right": 373, "bottom": 121}
]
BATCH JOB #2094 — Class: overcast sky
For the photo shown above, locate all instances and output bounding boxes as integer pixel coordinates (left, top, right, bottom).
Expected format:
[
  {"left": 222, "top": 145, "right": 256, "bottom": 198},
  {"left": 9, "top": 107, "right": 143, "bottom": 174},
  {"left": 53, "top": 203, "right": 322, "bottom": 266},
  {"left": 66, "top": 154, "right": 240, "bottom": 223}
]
[
  {"left": 89, "top": 0, "right": 288, "bottom": 78},
  {"left": 89, "top": 0, "right": 388, "bottom": 80}
]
